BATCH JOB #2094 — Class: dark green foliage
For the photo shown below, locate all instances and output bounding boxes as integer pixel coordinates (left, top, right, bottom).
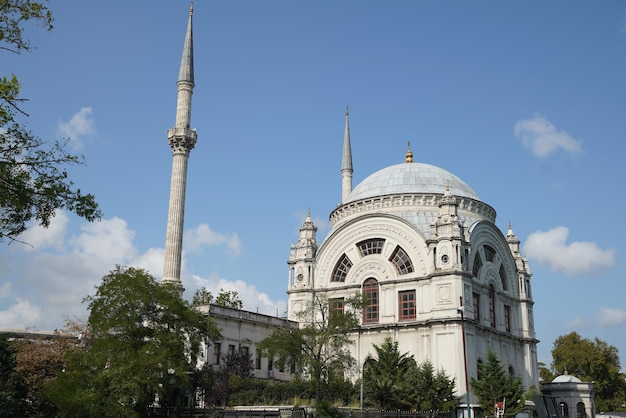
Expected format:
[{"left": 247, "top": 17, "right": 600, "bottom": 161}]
[
  {"left": 363, "top": 337, "right": 457, "bottom": 411},
  {"left": 212, "top": 348, "right": 254, "bottom": 406},
  {"left": 470, "top": 350, "right": 525, "bottom": 418},
  {"left": 550, "top": 332, "right": 626, "bottom": 412},
  {"left": 363, "top": 337, "right": 417, "bottom": 409},
  {"left": 1, "top": 1, "right": 101, "bottom": 243},
  {"left": 46, "top": 266, "right": 221, "bottom": 417},
  {"left": 0, "top": 335, "right": 29, "bottom": 417}
]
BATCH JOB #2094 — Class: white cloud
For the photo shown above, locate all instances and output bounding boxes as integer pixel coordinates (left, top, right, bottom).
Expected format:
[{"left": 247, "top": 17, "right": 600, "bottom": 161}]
[
  {"left": 514, "top": 114, "right": 583, "bottom": 158},
  {"left": 184, "top": 223, "right": 242, "bottom": 256},
  {"left": 0, "top": 213, "right": 283, "bottom": 331},
  {"left": 595, "top": 307, "right": 626, "bottom": 327},
  {"left": 18, "top": 210, "right": 69, "bottom": 251},
  {"left": 564, "top": 316, "right": 589, "bottom": 331},
  {"left": 58, "top": 107, "right": 95, "bottom": 149},
  {"left": 189, "top": 273, "right": 287, "bottom": 317},
  {"left": 523, "top": 226, "right": 615, "bottom": 276},
  {"left": 0, "top": 298, "right": 42, "bottom": 329}
]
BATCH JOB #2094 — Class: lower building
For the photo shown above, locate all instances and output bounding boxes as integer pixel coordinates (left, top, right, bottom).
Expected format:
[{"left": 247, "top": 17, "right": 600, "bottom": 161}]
[{"left": 196, "top": 304, "right": 297, "bottom": 381}]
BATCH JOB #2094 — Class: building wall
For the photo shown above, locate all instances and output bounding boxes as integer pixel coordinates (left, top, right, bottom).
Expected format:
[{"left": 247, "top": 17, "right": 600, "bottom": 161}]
[{"left": 196, "top": 304, "right": 297, "bottom": 381}]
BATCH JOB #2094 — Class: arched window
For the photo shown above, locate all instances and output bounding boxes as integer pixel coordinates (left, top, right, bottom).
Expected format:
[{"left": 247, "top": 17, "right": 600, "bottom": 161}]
[
  {"left": 576, "top": 402, "right": 586, "bottom": 418},
  {"left": 332, "top": 254, "right": 352, "bottom": 282},
  {"left": 560, "top": 402, "right": 569, "bottom": 418},
  {"left": 390, "top": 246, "right": 414, "bottom": 275},
  {"left": 358, "top": 238, "right": 385, "bottom": 256},
  {"left": 363, "top": 278, "right": 379, "bottom": 324},
  {"left": 508, "top": 365, "right": 515, "bottom": 376},
  {"left": 499, "top": 264, "right": 508, "bottom": 291},
  {"left": 476, "top": 359, "right": 483, "bottom": 380},
  {"left": 489, "top": 285, "right": 496, "bottom": 328},
  {"left": 472, "top": 255, "right": 483, "bottom": 277},
  {"left": 484, "top": 245, "right": 496, "bottom": 262}
]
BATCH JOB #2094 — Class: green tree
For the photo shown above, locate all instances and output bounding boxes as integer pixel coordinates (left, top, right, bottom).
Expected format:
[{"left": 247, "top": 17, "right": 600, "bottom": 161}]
[
  {"left": 215, "top": 288, "right": 243, "bottom": 309},
  {"left": 1, "top": 1, "right": 101, "bottom": 243},
  {"left": 211, "top": 348, "right": 254, "bottom": 406},
  {"left": 0, "top": 335, "right": 30, "bottom": 417},
  {"left": 47, "top": 266, "right": 221, "bottom": 417},
  {"left": 409, "top": 360, "right": 458, "bottom": 411},
  {"left": 550, "top": 332, "right": 626, "bottom": 412},
  {"left": 363, "top": 337, "right": 457, "bottom": 411},
  {"left": 363, "top": 337, "right": 417, "bottom": 409},
  {"left": 259, "top": 293, "right": 363, "bottom": 403},
  {"left": 192, "top": 286, "right": 214, "bottom": 306},
  {"left": 470, "top": 350, "right": 525, "bottom": 418}
]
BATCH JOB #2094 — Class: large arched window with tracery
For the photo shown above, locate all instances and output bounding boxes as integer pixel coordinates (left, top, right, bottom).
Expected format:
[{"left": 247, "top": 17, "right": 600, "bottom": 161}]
[
  {"left": 332, "top": 254, "right": 352, "bottom": 282},
  {"left": 362, "top": 278, "right": 379, "bottom": 324}
]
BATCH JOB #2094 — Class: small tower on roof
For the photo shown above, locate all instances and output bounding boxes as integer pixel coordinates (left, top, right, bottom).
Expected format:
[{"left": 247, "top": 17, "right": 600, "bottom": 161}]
[{"left": 162, "top": 4, "right": 197, "bottom": 297}]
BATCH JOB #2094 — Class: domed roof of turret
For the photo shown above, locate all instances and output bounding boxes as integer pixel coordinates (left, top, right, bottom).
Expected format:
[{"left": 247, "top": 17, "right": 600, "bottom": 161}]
[
  {"left": 345, "top": 162, "right": 479, "bottom": 203},
  {"left": 552, "top": 372, "right": 582, "bottom": 383}
]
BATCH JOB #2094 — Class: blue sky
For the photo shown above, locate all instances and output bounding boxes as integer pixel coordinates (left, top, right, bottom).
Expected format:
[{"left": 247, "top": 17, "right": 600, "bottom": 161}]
[{"left": 2, "top": 1, "right": 625, "bottom": 372}]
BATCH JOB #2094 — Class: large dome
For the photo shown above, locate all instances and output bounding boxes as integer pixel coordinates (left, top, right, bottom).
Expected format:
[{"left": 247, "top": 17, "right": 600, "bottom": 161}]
[{"left": 345, "top": 163, "right": 479, "bottom": 203}]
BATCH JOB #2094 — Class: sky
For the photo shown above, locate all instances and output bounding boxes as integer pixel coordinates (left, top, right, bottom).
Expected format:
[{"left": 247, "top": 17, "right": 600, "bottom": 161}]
[{"left": 2, "top": 1, "right": 626, "bottom": 372}]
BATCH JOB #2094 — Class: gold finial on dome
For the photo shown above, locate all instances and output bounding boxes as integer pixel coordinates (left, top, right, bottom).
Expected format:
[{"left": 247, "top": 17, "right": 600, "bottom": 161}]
[{"left": 405, "top": 141, "right": 413, "bottom": 163}]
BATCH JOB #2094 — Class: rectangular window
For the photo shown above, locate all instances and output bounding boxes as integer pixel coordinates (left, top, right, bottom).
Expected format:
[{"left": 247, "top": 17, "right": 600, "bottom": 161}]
[
  {"left": 504, "top": 305, "right": 511, "bottom": 333},
  {"left": 255, "top": 350, "right": 262, "bottom": 369},
  {"left": 363, "top": 281, "right": 379, "bottom": 324},
  {"left": 473, "top": 292, "right": 480, "bottom": 321},
  {"left": 228, "top": 344, "right": 235, "bottom": 357},
  {"left": 213, "top": 342, "right": 221, "bottom": 365},
  {"left": 268, "top": 357, "right": 273, "bottom": 371},
  {"left": 399, "top": 290, "right": 416, "bottom": 321},
  {"left": 329, "top": 298, "right": 344, "bottom": 317}
]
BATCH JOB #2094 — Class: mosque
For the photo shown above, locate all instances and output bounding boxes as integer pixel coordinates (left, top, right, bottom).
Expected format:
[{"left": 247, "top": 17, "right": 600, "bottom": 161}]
[
  {"left": 162, "top": 4, "right": 540, "bottom": 413},
  {"left": 286, "top": 108, "right": 540, "bottom": 408}
]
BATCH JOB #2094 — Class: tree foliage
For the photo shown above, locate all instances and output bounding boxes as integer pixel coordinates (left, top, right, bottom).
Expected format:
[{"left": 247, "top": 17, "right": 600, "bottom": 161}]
[
  {"left": 1, "top": 0, "right": 101, "bottom": 243},
  {"left": 46, "top": 266, "right": 221, "bottom": 417},
  {"left": 363, "top": 337, "right": 457, "bottom": 411},
  {"left": 258, "top": 293, "right": 364, "bottom": 402},
  {"left": 215, "top": 289, "right": 243, "bottom": 309},
  {"left": 192, "top": 287, "right": 243, "bottom": 309},
  {"left": 550, "top": 332, "right": 626, "bottom": 412},
  {"left": 470, "top": 350, "right": 525, "bottom": 418},
  {"left": 211, "top": 348, "right": 254, "bottom": 406},
  {"left": 0, "top": 335, "right": 30, "bottom": 417}
]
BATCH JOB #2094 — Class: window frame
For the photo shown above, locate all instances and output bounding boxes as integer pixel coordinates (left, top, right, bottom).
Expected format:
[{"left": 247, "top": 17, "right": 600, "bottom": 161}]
[
  {"left": 398, "top": 290, "right": 416, "bottom": 321},
  {"left": 363, "top": 278, "right": 379, "bottom": 324}
]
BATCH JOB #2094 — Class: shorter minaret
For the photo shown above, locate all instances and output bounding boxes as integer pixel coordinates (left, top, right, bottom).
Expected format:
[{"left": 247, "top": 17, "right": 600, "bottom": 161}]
[
  {"left": 341, "top": 107, "right": 353, "bottom": 202},
  {"left": 287, "top": 210, "right": 318, "bottom": 290},
  {"left": 162, "top": 5, "right": 197, "bottom": 297}
]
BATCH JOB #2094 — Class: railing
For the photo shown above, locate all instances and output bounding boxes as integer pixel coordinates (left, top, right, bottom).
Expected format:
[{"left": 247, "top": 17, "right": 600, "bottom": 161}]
[{"left": 147, "top": 407, "right": 454, "bottom": 418}]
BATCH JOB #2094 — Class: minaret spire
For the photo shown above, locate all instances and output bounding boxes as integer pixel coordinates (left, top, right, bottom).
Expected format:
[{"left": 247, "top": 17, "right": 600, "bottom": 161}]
[
  {"left": 341, "top": 106, "right": 353, "bottom": 202},
  {"left": 162, "top": 4, "right": 197, "bottom": 297}
]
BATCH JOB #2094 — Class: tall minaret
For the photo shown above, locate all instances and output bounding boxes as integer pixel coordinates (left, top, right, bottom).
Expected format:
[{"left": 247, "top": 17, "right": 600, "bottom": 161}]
[
  {"left": 162, "top": 4, "right": 197, "bottom": 297},
  {"left": 341, "top": 107, "right": 353, "bottom": 202}
]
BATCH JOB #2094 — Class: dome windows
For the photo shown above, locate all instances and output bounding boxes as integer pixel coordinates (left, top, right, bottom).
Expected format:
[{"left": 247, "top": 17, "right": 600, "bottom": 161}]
[
  {"left": 390, "top": 246, "right": 414, "bottom": 275},
  {"left": 357, "top": 239, "right": 385, "bottom": 256},
  {"left": 332, "top": 254, "right": 353, "bottom": 282}
]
